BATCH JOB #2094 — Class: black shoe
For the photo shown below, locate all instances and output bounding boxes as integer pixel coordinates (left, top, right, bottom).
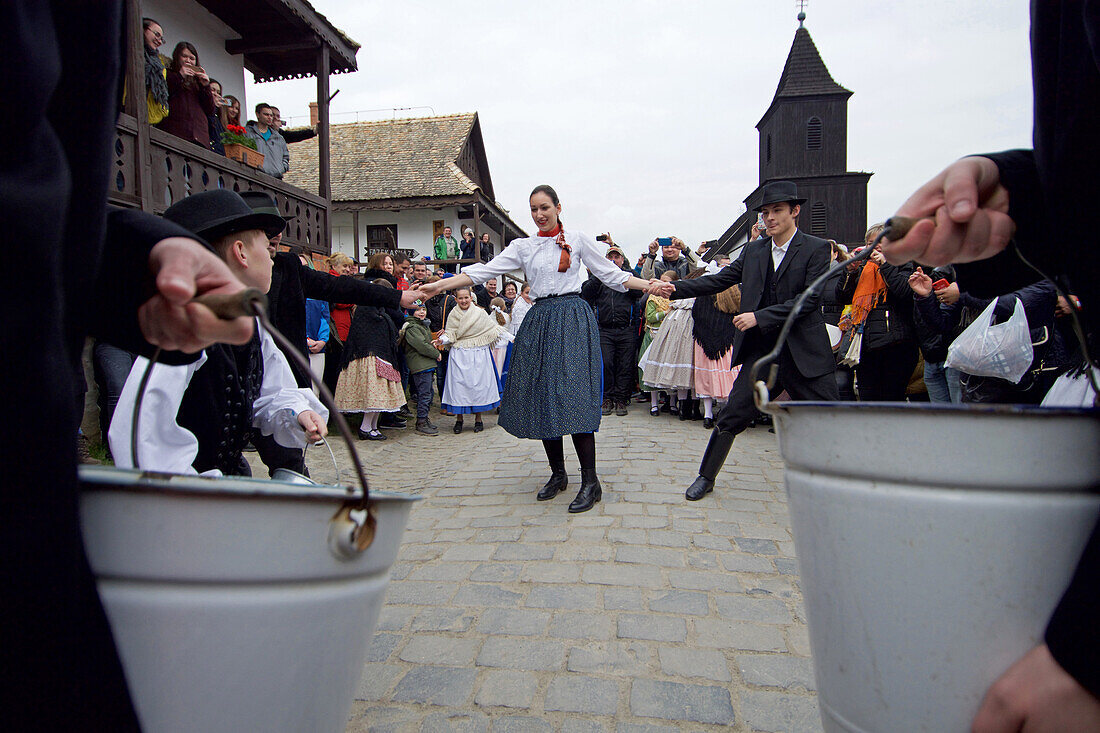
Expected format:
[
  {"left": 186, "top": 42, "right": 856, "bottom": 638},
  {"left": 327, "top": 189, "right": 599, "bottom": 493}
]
[
  {"left": 615, "top": 402, "right": 628, "bottom": 416},
  {"left": 415, "top": 420, "right": 439, "bottom": 436},
  {"left": 650, "top": 406, "right": 660, "bottom": 417},
  {"left": 568, "top": 469, "right": 602, "bottom": 513},
  {"left": 703, "top": 417, "right": 714, "bottom": 429},
  {"left": 660, "top": 400, "right": 671, "bottom": 414},
  {"left": 669, "top": 403, "right": 679, "bottom": 416},
  {"left": 636, "top": 392, "right": 649, "bottom": 403},
  {"left": 453, "top": 421, "right": 463, "bottom": 434},
  {"left": 424, "top": 418, "right": 438, "bottom": 430},
  {"left": 601, "top": 399, "right": 613, "bottom": 416},
  {"left": 379, "top": 413, "right": 407, "bottom": 429},
  {"left": 397, "top": 405, "right": 414, "bottom": 419},
  {"left": 679, "top": 408, "right": 690, "bottom": 421},
  {"left": 358, "top": 429, "right": 387, "bottom": 441},
  {"left": 473, "top": 421, "right": 484, "bottom": 433},
  {"left": 537, "top": 468, "right": 568, "bottom": 501},
  {"left": 685, "top": 429, "right": 736, "bottom": 501}
]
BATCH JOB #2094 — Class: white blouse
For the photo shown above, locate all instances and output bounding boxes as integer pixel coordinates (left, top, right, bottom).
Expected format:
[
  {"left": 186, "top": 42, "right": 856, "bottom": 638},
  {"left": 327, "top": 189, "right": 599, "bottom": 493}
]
[{"left": 461, "top": 230, "right": 630, "bottom": 299}]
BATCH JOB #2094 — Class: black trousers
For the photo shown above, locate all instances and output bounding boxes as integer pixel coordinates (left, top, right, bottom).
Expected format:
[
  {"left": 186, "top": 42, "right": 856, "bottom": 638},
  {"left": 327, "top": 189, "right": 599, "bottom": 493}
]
[
  {"left": 854, "top": 340, "right": 919, "bottom": 402},
  {"left": 716, "top": 347, "right": 839, "bottom": 435},
  {"left": 251, "top": 428, "right": 308, "bottom": 477},
  {"left": 600, "top": 325, "right": 636, "bottom": 404}
]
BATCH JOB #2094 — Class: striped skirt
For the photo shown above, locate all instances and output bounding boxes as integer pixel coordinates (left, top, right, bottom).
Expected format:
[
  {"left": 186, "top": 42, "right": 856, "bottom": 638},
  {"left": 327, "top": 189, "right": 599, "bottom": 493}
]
[{"left": 499, "top": 294, "right": 602, "bottom": 440}]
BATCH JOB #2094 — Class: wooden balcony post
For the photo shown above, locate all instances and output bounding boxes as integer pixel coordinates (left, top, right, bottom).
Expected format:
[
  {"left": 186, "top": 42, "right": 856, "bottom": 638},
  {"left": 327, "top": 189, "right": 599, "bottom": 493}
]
[{"left": 316, "top": 44, "right": 332, "bottom": 252}]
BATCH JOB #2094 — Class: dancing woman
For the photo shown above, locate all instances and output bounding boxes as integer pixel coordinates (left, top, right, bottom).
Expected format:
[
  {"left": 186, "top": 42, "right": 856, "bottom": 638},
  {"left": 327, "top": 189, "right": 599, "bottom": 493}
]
[{"left": 419, "top": 185, "right": 656, "bottom": 512}]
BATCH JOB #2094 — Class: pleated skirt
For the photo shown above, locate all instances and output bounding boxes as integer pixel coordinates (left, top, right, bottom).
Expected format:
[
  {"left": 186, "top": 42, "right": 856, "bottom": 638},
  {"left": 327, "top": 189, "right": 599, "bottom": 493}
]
[{"left": 499, "top": 294, "right": 602, "bottom": 440}]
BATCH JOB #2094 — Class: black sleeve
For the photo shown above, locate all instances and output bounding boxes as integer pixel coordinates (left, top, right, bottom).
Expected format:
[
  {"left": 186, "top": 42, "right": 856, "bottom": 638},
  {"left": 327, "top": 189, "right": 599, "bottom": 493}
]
[
  {"left": 580, "top": 273, "right": 600, "bottom": 304},
  {"left": 878, "top": 261, "right": 916, "bottom": 300},
  {"left": 1045, "top": 517, "right": 1100, "bottom": 698},
  {"left": 90, "top": 207, "right": 208, "bottom": 365},
  {"left": 299, "top": 265, "right": 401, "bottom": 310},
  {"left": 837, "top": 265, "right": 859, "bottom": 306},
  {"left": 671, "top": 260, "right": 743, "bottom": 299}
]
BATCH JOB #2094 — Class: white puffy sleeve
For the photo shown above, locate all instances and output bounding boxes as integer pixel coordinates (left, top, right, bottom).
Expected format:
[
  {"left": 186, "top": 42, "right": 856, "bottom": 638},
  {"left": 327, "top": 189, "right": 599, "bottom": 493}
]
[
  {"left": 109, "top": 353, "right": 216, "bottom": 475},
  {"left": 252, "top": 324, "right": 329, "bottom": 448},
  {"left": 576, "top": 232, "right": 629, "bottom": 292},
  {"left": 460, "top": 241, "right": 526, "bottom": 285}
]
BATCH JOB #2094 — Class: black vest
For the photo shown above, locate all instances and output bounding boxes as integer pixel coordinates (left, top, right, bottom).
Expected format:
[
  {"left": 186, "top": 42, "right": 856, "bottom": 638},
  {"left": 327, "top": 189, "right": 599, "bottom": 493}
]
[
  {"left": 176, "top": 332, "right": 264, "bottom": 475},
  {"left": 762, "top": 253, "right": 779, "bottom": 308}
]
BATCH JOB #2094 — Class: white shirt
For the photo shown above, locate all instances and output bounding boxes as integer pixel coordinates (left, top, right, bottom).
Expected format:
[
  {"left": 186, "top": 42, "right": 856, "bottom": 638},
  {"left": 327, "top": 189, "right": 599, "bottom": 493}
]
[
  {"left": 461, "top": 230, "right": 630, "bottom": 299},
  {"left": 771, "top": 229, "right": 796, "bottom": 270},
  {"left": 108, "top": 319, "right": 328, "bottom": 476},
  {"left": 509, "top": 296, "right": 532, "bottom": 334}
]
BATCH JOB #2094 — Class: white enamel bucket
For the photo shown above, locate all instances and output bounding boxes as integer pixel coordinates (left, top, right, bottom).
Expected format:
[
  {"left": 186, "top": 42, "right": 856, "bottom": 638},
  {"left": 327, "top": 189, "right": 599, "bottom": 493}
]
[
  {"left": 758, "top": 395, "right": 1100, "bottom": 732},
  {"left": 79, "top": 465, "right": 417, "bottom": 733}
]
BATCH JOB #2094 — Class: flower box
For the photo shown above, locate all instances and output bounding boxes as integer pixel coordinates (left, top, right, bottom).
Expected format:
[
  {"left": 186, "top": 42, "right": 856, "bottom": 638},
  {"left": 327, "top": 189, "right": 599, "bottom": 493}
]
[{"left": 224, "top": 143, "right": 264, "bottom": 169}]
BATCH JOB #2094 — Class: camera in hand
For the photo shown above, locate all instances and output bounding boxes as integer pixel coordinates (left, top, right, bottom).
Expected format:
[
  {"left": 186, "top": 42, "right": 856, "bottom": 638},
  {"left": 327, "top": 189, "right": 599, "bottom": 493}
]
[{"left": 596, "top": 234, "right": 609, "bottom": 242}]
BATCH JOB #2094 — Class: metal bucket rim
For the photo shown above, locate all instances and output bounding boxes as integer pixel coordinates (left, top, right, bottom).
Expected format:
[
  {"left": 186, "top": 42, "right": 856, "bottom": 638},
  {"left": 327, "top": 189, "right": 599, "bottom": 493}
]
[
  {"left": 762, "top": 399, "right": 1099, "bottom": 419},
  {"left": 78, "top": 465, "right": 419, "bottom": 504}
]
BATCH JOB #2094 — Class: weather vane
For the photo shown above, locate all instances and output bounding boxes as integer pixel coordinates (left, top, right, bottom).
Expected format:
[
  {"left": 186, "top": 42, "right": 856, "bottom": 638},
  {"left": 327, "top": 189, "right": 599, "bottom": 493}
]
[{"left": 797, "top": 0, "right": 807, "bottom": 26}]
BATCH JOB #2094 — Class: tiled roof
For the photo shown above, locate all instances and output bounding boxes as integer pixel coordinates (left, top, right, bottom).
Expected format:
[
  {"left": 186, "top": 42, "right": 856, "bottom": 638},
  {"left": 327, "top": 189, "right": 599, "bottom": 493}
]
[
  {"left": 772, "top": 27, "right": 850, "bottom": 100},
  {"left": 283, "top": 113, "right": 480, "bottom": 202}
]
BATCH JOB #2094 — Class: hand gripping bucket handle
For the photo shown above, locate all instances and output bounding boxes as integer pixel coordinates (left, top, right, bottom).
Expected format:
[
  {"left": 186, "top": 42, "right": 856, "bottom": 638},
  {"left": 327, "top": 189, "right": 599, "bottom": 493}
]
[
  {"left": 128, "top": 288, "right": 377, "bottom": 552},
  {"left": 750, "top": 216, "right": 1100, "bottom": 409}
]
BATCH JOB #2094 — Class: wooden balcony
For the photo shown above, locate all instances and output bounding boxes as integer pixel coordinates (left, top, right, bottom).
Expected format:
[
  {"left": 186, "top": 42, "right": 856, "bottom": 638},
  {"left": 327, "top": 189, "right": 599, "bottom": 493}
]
[{"left": 109, "top": 113, "right": 326, "bottom": 251}]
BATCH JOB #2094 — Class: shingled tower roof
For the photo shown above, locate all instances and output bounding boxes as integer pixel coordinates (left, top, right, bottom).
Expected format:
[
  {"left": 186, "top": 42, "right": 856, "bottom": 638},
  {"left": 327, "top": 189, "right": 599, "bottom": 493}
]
[{"left": 772, "top": 26, "right": 850, "bottom": 101}]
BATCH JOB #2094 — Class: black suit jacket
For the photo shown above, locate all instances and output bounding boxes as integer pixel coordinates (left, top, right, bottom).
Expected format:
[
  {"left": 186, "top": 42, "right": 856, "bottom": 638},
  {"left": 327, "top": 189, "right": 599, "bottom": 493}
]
[
  {"left": 268, "top": 253, "right": 403, "bottom": 386},
  {"left": 671, "top": 230, "right": 834, "bottom": 378}
]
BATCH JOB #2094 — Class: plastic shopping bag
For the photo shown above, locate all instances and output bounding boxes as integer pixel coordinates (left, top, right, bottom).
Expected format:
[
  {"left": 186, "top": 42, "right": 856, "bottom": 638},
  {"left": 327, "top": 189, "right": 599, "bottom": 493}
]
[{"left": 945, "top": 297, "right": 1033, "bottom": 383}]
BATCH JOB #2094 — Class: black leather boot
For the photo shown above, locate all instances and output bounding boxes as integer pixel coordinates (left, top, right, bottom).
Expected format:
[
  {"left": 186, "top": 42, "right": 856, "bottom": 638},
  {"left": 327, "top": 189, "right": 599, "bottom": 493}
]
[
  {"left": 568, "top": 468, "right": 602, "bottom": 513},
  {"left": 686, "top": 430, "right": 736, "bottom": 501},
  {"left": 537, "top": 462, "right": 568, "bottom": 501}
]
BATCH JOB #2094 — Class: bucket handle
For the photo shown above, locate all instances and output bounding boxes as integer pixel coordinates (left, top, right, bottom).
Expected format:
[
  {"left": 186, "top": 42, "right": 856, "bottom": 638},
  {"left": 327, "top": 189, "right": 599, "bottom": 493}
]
[{"left": 129, "top": 289, "right": 377, "bottom": 548}]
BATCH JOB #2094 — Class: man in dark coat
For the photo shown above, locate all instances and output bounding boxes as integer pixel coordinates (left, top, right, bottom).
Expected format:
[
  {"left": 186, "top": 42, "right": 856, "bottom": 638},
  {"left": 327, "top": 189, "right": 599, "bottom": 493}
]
[
  {"left": 655, "top": 181, "right": 838, "bottom": 501},
  {"left": 888, "top": 5, "right": 1100, "bottom": 728},
  {"left": 582, "top": 244, "right": 642, "bottom": 415}
]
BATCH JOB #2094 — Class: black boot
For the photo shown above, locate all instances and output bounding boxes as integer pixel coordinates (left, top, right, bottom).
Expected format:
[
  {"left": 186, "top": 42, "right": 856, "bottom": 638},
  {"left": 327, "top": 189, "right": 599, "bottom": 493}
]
[
  {"left": 568, "top": 468, "right": 602, "bottom": 513},
  {"left": 537, "top": 462, "right": 568, "bottom": 501},
  {"left": 686, "top": 430, "right": 736, "bottom": 501}
]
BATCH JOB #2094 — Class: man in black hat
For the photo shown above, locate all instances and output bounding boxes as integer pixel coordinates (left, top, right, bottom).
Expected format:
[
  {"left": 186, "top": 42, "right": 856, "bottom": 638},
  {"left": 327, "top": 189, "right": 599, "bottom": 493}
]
[
  {"left": 239, "top": 192, "right": 424, "bottom": 473},
  {"left": 109, "top": 190, "right": 329, "bottom": 476},
  {"left": 652, "top": 180, "right": 838, "bottom": 500}
]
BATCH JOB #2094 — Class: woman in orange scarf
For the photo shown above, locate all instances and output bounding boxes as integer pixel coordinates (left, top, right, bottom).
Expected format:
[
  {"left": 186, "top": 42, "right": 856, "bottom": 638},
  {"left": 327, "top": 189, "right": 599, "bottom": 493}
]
[{"left": 836, "top": 224, "right": 919, "bottom": 401}]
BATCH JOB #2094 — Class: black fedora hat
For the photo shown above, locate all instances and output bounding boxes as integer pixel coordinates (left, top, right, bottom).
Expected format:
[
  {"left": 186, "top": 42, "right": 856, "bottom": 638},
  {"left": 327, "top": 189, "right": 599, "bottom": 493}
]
[
  {"left": 753, "top": 180, "right": 807, "bottom": 211},
  {"left": 163, "top": 190, "right": 287, "bottom": 241},
  {"left": 239, "top": 190, "right": 296, "bottom": 223}
]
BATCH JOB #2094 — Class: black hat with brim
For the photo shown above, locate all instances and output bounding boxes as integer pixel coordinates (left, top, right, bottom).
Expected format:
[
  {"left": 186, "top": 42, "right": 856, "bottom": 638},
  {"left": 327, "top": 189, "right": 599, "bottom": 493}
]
[
  {"left": 163, "top": 189, "right": 287, "bottom": 241},
  {"left": 753, "top": 180, "right": 807, "bottom": 211},
  {"left": 239, "top": 190, "right": 296, "bottom": 223}
]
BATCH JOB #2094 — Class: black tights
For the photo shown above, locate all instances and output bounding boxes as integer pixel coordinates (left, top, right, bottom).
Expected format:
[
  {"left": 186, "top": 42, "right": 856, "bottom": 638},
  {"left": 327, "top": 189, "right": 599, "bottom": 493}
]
[{"left": 542, "top": 433, "right": 596, "bottom": 471}]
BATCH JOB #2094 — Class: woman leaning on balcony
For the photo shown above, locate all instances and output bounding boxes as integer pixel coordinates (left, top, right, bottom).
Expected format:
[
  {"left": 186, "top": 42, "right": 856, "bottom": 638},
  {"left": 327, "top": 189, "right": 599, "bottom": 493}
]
[{"left": 156, "top": 41, "right": 216, "bottom": 149}]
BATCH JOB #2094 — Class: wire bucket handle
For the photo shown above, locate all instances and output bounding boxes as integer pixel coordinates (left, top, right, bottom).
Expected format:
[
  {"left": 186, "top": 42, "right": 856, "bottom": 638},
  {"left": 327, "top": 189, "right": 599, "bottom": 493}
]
[{"left": 129, "top": 289, "right": 374, "bottom": 518}]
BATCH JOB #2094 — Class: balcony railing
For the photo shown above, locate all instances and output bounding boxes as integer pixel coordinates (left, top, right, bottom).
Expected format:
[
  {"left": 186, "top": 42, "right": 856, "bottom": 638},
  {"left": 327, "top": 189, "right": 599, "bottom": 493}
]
[{"left": 110, "top": 113, "right": 327, "bottom": 251}]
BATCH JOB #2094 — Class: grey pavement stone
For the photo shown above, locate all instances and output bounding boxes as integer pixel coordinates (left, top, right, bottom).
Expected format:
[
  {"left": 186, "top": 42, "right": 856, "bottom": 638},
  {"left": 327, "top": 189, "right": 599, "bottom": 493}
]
[
  {"left": 526, "top": 584, "right": 599, "bottom": 610},
  {"left": 520, "top": 563, "right": 581, "bottom": 583},
  {"left": 435, "top": 529, "right": 479, "bottom": 542},
  {"left": 647, "top": 530, "right": 692, "bottom": 548},
  {"left": 407, "top": 561, "right": 477, "bottom": 581},
  {"left": 441, "top": 544, "right": 498, "bottom": 561},
  {"left": 452, "top": 583, "right": 524, "bottom": 608},
  {"left": 607, "top": 528, "right": 648, "bottom": 544},
  {"left": 388, "top": 562, "right": 414, "bottom": 580},
  {"left": 617, "top": 614, "right": 687, "bottom": 642},
  {"left": 365, "top": 633, "right": 401, "bottom": 662},
  {"left": 421, "top": 711, "right": 491, "bottom": 733},
  {"left": 720, "top": 552, "right": 778, "bottom": 573},
  {"left": 354, "top": 663, "right": 403, "bottom": 701},
  {"left": 475, "top": 608, "right": 550, "bottom": 636},
  {"left": 469, "top": 562, "right": 521, "bottom": 582},
  {"left": 648, "top": 589, "right": 709, "bottom": 616},
  {"left": 475, "top": 528, "right": 523, "bottom": 542},
  {"left": 668, "top": 569, "right": 741, "bottom": 592},
  {"left": 582, "top": 563, "right": 664, "bottom": 588},
  {"left": 385, "top": 581, "right": 459, "bottom": 605},
  {"left": 740, "top": 690, "right": 823, "bottom": 732},
  {"left": 715, "top": 595, "right": 794, "bottom": 624},
  {"left": 629, "top": 679, "right": 735, "bottom": 725},
  {"left": 787, "top": 623, "right": 812, "bottom": 656},
  {"left": 693, "top": 619, "right": 787, "bottom": 652},
  {"left": 615, "top": 724, "right": 679, "bottom": 733},
  {"left": 564, "top": 720, "right": 610, "bottom": 733},
  {"left": 738, "top": 654, "right": 817, "bottom": 691},
  {"left": 548, "top": 611, "right": 615, "bottom": 640},
  {"left": 392, "top": 666, "right": 477, "bottom": 706},
  {"left": 473, "top": 670, "right": 538, "bottom": 708},
  {"left": 603, "top": 587, "right": 645, "bottom": 611},
  {"left": 544, "top": 675, "right": 620, "bottom": 715},
  {"left": 734, "top": 537, "right": 780, "bottom": 555},
  {"left": 615, "top": 546, "right": 685, "bottom": 567},
  {"left": 658, "top": 646, "right": 732, "bottom": 682},
  {"left": 691, "top": 534, "right": 733, "bottom": 551},
  {"left": 557, "top": 543, "right": 615, "bottom": 562},
  {"left": 476, "top": 638, "right": 565, "bottom": 671},
  {"left": 492, "top": 543, "right": 556, "bottom": 561},
  {"left": 567, "top": 640, "right": 653, "bottom": 676},
  {"left": 491, "top": 717, "right": 553, "bottom": 733},
  {"left": 621, "top": 516, "right": 670, "bottom": 529},
  {"left": 411, "top": 608, "right": 476, "bottom": 632},
  {"left": 376, "top": 605, "right": 416, "bottom": 631},
  {"left": 523, "top": 525, "right": 571, "bottom": 542},
  {"left": 774, "top": 557, "right": 800, "bottom": 576},
  {"left": 399, "top": 635, "right": 481, "bottom": 666},
  {"left": 570, "top": 527, "right": 607, "bottom": 542}
]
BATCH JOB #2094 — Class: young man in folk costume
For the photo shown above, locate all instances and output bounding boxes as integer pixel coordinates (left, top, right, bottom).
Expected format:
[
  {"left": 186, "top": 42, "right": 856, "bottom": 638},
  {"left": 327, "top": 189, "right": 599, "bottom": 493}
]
[
  {"left": 110, "top": 190, "right": 329, "bottom": 475},
  {"left": 653, "top": 180, "right": 838, "bottom": 500}
]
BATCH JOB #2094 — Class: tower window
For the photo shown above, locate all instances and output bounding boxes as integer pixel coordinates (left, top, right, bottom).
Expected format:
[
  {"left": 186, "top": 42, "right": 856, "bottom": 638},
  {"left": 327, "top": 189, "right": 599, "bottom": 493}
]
[
  {"left": 810, "top": 201, "right": 827, "bottom": 236},
  {"left": 807, "top": 117, "right": 823, "bottom": 150},
  {"left": 767, "top": 134, "right": 772, "bottom": 163}
]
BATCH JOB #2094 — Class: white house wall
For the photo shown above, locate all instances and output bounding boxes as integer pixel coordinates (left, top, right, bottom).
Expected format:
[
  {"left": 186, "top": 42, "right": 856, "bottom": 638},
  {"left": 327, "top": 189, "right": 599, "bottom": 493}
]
[
  {"left": 145, "top": 0, "right": 247, "bottom": 114},
  {"left": 331, "top": 208, "right": 461, "bottom": 261}
]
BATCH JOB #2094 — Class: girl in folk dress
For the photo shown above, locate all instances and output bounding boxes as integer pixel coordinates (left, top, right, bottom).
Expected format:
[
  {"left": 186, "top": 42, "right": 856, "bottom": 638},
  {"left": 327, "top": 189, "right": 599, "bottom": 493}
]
[
  {"left": 435, "top": 288, "right": 512, "bottom": 433},
  {"left": 692, "top": 283, "right": 742, "bottom": 429},
  {"left": 334, "top": 279, "right": 405, "bottom": 441},
  {"left": 637, "top": 270, "right": 676, "bottom": 412},
  {"left": 419, "top": 185, "right": 657, "bottom": 512},
  {"left": 489, "top": 297, "right": 511, "bottom": 389},
  {"left": 640, "top": 272, "right": 698, "bottom": 418}
]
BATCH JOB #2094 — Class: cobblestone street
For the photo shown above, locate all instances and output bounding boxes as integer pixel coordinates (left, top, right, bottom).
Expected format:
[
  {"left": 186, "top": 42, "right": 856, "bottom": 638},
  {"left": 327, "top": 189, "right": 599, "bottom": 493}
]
[{"left": 251, "top": 404, "right": 822, "bottom": 732}]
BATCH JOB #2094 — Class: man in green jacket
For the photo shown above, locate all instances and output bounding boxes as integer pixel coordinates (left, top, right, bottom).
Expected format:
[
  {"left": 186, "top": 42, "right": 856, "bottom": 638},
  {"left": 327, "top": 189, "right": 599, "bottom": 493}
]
[
  {"left": 402, "top": 304, "right": 442, "bottom": 434},
  {"left": 433, "top": 226, "right": 460, "bottom": 273}
]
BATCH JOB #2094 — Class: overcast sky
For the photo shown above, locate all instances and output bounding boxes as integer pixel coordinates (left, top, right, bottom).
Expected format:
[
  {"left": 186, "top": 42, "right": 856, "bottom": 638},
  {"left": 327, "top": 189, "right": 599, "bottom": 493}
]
[{"left": 247, "top": 0, "right": 1033, "bottom": 261}]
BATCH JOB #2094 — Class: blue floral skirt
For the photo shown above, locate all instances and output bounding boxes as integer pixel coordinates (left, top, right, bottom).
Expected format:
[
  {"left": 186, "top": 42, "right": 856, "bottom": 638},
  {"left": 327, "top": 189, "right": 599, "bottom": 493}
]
[{"left": 498, "top": 294, "right": 602, "bottom": 440}]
